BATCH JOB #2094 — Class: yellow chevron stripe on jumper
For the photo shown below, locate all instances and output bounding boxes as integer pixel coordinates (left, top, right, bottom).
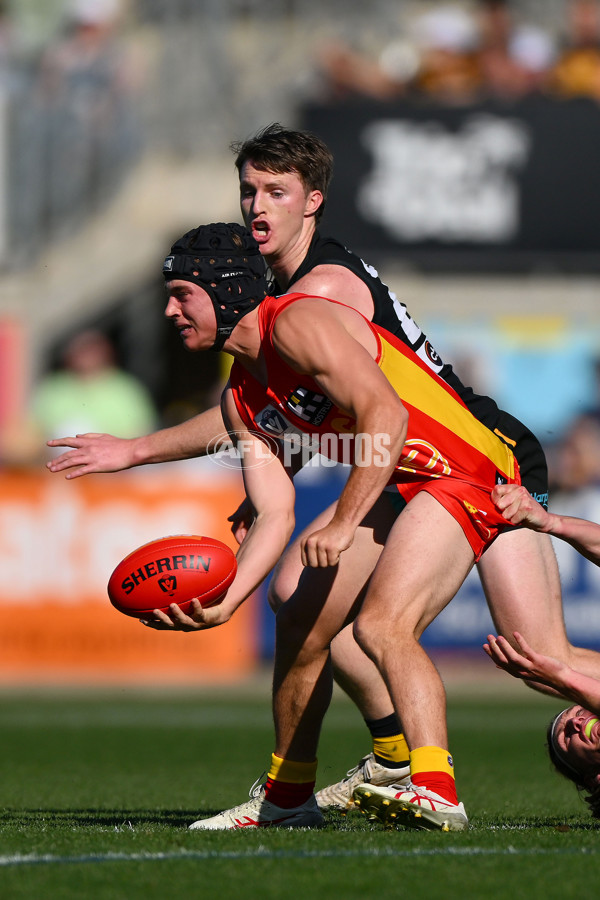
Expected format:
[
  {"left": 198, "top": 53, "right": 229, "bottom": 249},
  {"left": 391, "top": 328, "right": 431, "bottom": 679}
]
[{"left": 378, "top": 336, "right": 515, "bottom": 479}]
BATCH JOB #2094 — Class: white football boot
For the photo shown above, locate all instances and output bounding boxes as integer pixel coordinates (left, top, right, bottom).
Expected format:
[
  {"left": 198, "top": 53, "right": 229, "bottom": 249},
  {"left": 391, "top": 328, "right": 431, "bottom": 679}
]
[
  {"left": 315, "top": 752, "right": 410, "bottom": 811},
  {"left": 189, "top": 784, "right": 324, "bottom": 830},
  {"left": 353, "top": 782, "right": 468, "bottom": 832}
]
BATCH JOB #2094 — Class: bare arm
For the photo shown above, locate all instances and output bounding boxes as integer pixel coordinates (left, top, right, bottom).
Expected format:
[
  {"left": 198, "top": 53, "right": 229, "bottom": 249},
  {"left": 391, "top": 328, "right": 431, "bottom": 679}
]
[
  {"left": 493, "top": 483, "right": 600, "bottom": 565},
  {"left": 146, "top": 389, "right": 296, "bottom": 631},
  {"left": 484, "top": 631, "right": 600, "bottom": 713},
  {"left": 46, "top": 405, "right": 228, "bottom": 479},
  {"left": 273, "top": 297, "right": 407, "bottom": 568}
]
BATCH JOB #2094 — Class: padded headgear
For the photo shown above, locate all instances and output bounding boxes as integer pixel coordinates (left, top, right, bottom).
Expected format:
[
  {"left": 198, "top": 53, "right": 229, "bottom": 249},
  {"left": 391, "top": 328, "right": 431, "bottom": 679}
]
[{"left": 163, "top": 222, "right": 269, "bottom": 350}]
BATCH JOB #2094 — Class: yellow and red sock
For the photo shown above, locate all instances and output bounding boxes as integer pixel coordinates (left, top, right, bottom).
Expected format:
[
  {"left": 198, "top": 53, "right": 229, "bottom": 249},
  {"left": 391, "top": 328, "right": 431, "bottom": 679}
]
[
  {"left": 410, "top": 746, "right": 458, "bottom": 805},
  {"left": 263, "top": 754, "right": 317, "bottom": 808}
]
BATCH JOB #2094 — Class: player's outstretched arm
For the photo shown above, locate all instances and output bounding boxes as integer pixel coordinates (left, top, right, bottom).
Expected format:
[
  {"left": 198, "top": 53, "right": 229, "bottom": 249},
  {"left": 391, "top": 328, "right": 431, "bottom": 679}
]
[
  {"left": 493, "top": 483, "right": 600, "bottom": 566},
  {"left": 46, "top": 405, "right": 227, "bottom": 479},
  {"left": 484, "top": 631, "right": 600, "bottom": 713},
  {"left": 145, "top": 390, "right": 296, "bottom": 632}
]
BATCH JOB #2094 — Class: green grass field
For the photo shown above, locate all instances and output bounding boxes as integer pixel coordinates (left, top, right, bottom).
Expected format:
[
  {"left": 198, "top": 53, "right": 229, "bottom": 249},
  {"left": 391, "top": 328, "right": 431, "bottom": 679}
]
[{"left": 0, "top": 669, "right": 597, "bottom": 900}]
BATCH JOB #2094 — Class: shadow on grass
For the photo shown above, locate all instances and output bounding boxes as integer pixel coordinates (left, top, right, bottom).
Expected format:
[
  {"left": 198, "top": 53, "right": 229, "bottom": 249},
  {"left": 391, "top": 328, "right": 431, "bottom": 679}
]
[
  {"left": 1, "top": 808, "right": 597, "bottom": 835},
  {"left": 0, "top": 808, "right": 216, "bottom": 829},
  {"left": 0, "top": 808, "right": 370, "bottom": 833}
]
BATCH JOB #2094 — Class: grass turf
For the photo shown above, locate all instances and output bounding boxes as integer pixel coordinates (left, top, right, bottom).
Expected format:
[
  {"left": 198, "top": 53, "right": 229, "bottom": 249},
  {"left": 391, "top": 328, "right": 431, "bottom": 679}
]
[{"left": 0, "top": 679, "right": 597, "bottom": 900}]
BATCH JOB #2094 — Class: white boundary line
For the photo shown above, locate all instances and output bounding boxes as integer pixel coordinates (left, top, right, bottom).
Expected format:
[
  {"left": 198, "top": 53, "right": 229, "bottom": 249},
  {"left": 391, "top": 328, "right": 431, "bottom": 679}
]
[{"left": 0, "top": 846, "right": 597, "bottom": 867}]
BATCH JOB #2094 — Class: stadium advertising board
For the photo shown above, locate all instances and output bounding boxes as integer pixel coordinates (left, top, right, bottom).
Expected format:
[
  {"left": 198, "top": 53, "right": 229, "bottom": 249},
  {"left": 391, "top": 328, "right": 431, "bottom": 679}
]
[
  {"left": 0, "top": 466, "right": 257, "bottom": 684},
  {"left": 302, "top": 95, "right": 600, "bottom": 271},
  {"left": 2, "top": 466, "right": 599, "bottom": 684}
]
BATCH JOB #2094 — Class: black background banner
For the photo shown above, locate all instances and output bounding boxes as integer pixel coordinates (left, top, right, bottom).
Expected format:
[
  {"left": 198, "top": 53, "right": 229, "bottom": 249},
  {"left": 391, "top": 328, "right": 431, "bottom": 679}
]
[{"left": 301, "top": 95, "right": 600, "bottom": 272}]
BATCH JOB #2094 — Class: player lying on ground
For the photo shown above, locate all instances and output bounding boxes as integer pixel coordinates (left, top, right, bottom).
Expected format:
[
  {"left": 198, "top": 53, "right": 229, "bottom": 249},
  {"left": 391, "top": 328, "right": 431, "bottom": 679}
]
[
  {"left": 488, "top": 483, "right": 600, "bottom": 817},
  {"left": 45, "top": 125, "right": 600, "bottom": 814},
  {"left": 139, "top": 220, "right": 532, "bottom": 833},
  {"left": 486, "top": 631, "right": 600, "bottom": 818}
]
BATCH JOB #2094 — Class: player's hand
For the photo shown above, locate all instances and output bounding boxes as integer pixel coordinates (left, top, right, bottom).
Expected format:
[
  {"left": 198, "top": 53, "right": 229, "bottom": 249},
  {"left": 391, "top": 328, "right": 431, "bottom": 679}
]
[
  {"left": 491, "top": 484, "right": 550, "bottom": 530},
  {"left": 141, "top": 599, "right": 232, "bottom": 631},
  {"left": 483, "top": 631, "right": 570, "bottom": 692},
  {"left": 301, "top": 522, "right": 355, "bottom": 567},
  {"left": 46, "top": 433, "right": 136, "bottom": 479},
  {"left": 227, "top": 497, "right": 255, "bottom": 545}
]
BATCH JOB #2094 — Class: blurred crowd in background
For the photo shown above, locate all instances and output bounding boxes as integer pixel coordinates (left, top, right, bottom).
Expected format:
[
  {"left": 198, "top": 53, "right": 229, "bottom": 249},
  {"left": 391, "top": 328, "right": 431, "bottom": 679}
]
[
  {"left": 318, "top": 0, "right": 600, "bottom": 104},
  {"left": 0, "top": 0, "right": 598, "bottom": 261},
  {"left": 0, "top": 0, "right": 599, "bottom": 499}
]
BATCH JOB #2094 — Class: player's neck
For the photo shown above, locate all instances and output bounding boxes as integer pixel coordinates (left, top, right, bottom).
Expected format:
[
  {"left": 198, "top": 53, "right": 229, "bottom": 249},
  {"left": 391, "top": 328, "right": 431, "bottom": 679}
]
[{"left": 266, "top": 225, "right": 316, "bottom": 290}]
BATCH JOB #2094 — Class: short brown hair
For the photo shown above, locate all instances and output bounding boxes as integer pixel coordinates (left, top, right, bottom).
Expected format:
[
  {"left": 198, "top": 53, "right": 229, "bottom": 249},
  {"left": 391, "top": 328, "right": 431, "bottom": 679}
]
[{"left": 231, "top": 123, "right": 333, "bottom": 222}]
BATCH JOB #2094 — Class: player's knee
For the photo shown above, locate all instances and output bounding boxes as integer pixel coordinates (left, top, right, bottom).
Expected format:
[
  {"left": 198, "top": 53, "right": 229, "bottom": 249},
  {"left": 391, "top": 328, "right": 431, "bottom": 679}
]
[
  {"left": 267, "top": 577, "right": 284, "bottom": 613},
  {"left": 352, "top": 613, "right": 385, "bottom": 664},
  {"left": 354, "top": 606, "right": 417, "bottom": 665},
  {"left": 267, "top": 563, "right": 300, "bottom": 613}
]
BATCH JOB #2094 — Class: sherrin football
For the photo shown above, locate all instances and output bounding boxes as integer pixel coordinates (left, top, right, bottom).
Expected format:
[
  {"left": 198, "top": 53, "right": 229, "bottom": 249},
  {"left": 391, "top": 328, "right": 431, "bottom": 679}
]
[{"left": 107, "top": 535, "right": 237, "bottom": 618}]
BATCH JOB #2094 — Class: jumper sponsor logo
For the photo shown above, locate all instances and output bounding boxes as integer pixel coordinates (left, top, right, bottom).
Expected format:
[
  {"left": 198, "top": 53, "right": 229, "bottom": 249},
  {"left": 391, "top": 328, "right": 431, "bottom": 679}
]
[
  {"left": 287, "top": 386, "right": 333, "bottom": 426},
  {"left": 121, "top": 555, "right": 211, "bottom": 595}
]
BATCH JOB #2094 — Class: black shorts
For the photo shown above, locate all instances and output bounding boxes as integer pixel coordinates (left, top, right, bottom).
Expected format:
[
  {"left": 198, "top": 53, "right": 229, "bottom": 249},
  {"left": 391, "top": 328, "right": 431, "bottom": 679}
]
[{"left": 492, "top": 410, "right": 549, "bottom": 510}]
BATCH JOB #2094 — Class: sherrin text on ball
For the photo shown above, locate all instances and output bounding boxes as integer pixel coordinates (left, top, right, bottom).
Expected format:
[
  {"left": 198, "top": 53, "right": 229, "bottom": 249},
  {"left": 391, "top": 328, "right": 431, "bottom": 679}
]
[{"left": 107, "top": 535, "right": 237, "bottom": 618}]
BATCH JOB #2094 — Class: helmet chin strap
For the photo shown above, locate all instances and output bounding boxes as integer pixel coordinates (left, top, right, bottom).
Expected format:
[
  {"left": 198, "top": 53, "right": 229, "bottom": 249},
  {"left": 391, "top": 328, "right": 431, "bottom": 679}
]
[
  {"left": 211, "top": 317, "right": 232, "bottom": 352},
  {"left": 189, "top": 280, "right": 236, "bottom": 352}
]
